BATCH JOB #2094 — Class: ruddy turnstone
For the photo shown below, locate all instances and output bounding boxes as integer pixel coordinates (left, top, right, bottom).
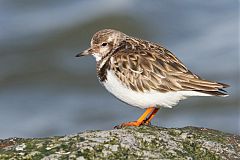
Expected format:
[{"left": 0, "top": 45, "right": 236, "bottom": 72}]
[{"left": 76, "top": 29, "right": 229, "bottom": 128}]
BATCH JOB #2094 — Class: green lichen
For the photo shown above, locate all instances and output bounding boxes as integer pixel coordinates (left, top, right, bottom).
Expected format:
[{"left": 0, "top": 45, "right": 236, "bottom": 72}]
[{"left": 0, "top": 126, "right": 239, "bottom": 159}]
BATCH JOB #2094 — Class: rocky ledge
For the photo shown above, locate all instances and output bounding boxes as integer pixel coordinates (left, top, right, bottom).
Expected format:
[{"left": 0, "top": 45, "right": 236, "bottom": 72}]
[{"left": 0, "top": 126, "right": 239, "bottom": 159}]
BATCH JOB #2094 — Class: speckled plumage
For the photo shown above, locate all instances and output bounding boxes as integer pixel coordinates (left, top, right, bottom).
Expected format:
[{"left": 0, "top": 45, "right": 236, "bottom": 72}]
[{"left": 77, "top": 29, "right": 229, "bottom": 108}]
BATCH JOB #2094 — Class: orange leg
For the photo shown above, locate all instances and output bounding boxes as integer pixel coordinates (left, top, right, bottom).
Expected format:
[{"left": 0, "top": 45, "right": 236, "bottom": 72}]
[
  {"left": 143, "top": 108, "right": 159, "bottom": 125},
  {"left": 115, "top": 107, "right": 159, "bottom": 128}
]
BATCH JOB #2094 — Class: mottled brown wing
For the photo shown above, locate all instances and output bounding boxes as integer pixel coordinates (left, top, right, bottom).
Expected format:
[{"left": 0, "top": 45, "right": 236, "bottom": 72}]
[{"left": 110, "top": 47, "right": 228, "bottom": 95}]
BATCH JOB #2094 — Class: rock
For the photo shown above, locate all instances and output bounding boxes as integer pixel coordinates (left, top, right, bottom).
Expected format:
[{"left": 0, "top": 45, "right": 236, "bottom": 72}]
[{"left": 0, "top": 126, "right": 239, "bottom": 159}]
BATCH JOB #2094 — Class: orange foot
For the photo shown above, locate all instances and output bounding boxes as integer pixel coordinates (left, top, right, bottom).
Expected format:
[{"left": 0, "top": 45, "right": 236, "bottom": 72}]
[
  {"left": 114, "top": 121, "right": 142, "bottom": 129},
  {"left": 114, "top": 107, "right": 160, "bottom": 129}
]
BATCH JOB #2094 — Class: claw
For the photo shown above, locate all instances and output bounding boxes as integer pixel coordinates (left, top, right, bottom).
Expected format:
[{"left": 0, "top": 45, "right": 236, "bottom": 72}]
[{"left": 114, "top": 121, "right": 142, "bottom": 129}]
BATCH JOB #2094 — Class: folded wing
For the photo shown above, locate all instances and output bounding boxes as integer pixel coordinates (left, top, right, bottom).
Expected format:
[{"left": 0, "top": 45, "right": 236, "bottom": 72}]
[{"left": 110, "top": 46, "right": 229, "bottom": 96}]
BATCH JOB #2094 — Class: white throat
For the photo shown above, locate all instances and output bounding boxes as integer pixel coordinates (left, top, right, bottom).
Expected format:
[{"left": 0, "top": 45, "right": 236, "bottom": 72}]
[
  {"left": 93, "top": 53, "right": 109, "bottom": 69},
  {"left": 93, "top": 53, "right": 102, "bottom": 61}
]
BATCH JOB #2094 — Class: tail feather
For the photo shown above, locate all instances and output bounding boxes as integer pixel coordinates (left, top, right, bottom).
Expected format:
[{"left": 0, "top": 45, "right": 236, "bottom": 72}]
[
  {"left": 179, "top": 78, "right": 229, "bottom": 97},
  {"left": 194, "top": 81, "right": 229, "bottom": 97},
  {"left": 196, "top": 90, "right": 229, "bottom": 97},
  {"left": 218, "top": 82, "right": 230, "bottom": 88}
]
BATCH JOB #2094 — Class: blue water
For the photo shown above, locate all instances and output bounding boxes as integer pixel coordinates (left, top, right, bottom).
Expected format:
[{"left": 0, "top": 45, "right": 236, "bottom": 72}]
[{"left": 0, "top": 0, "right": 239, "bottom": 138}]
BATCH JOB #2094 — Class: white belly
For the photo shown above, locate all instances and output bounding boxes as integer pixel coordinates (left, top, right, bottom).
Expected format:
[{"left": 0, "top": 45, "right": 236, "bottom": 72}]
[{"left": 102, "top": 70, "right": 210, "bottom": 109}]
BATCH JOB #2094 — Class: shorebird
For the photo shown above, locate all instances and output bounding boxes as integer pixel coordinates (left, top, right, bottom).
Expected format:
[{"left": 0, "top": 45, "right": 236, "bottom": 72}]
[{"left": 76, "top": 29, "right": 229, "bottom": 128}]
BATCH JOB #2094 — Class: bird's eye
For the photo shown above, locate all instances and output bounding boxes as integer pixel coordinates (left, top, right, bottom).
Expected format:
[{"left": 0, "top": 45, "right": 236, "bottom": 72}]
[{"left": 101, "top": 43, "right": 108, "bottom": 47}]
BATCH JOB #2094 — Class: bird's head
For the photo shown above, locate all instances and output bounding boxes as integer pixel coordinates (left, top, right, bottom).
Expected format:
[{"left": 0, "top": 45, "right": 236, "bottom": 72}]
[{"left": 76, "top": 29, "right": 126, "bottom": 61}]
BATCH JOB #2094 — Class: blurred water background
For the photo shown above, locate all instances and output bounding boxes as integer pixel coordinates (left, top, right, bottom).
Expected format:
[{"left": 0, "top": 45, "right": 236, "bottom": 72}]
[{"left": 0, "top": 0, "right": 239, "bottom": 138}]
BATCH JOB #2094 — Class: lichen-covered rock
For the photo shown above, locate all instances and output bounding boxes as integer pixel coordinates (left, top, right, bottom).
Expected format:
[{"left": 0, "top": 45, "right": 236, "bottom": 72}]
[{"left": 0, "top": 126, "right": 239, "bottom": 159}]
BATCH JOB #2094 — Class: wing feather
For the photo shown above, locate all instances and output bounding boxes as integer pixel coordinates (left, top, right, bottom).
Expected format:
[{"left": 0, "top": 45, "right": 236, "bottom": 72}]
[{"left": 109, "top": 43, "right": 228, "bottom": 96}]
